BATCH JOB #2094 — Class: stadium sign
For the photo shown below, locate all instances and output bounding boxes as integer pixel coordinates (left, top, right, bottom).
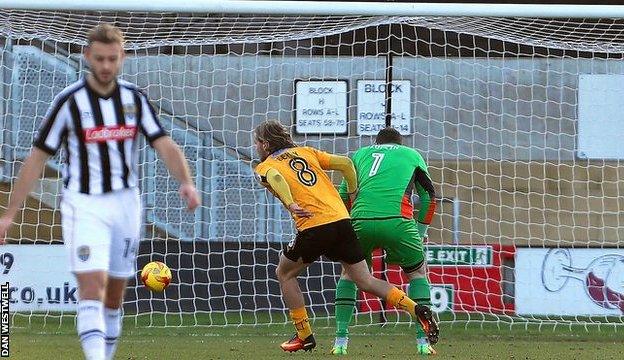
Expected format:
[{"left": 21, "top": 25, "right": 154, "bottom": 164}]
[
  {"left": 0, "top": 245, "right": 78, "bottom": 312},
  {"left": 425, "top": 245, "right": 493, "bottom": 266},
  {"left": 356, "top": 80, "right": 411, "bottom": 136},
  {"left": 516, "top": 248, "right": 624, "bottom": 316},
  {"left": 430, "top": 284, "right": 454, "bottom": 313},
  {"left": 294, "top": 80, "right": 348, "bottom": 134},
  {"left": 361, "top": 244, "right": 515, "bottom": 315}
]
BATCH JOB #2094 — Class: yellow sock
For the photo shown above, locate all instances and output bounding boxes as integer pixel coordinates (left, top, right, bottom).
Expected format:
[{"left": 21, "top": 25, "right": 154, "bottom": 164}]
[
  {"left": 386, "top": 287, "right": 417, "bottom": 317},
  {"left": 290, "top": 307, "right": 313, "bottom": 340}
]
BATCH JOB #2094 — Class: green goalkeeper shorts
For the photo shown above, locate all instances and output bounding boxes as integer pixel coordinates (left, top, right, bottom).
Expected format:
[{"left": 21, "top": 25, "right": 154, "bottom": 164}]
[{"left": 351, "top": 217, "right": 424, "bottom": 268}]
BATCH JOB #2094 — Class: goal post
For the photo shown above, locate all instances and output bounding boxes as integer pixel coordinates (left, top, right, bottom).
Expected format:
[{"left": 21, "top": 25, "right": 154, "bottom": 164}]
[{"left": 1, "top": 1, "right": 623, "bottom": 330}]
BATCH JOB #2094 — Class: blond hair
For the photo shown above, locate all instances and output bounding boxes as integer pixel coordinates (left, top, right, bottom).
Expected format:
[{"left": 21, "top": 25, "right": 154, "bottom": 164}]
[
  {"left": 254, "top": 120, "right": 296, "bottom": 154},
  {"left": 87, "top": 23, "right": 125, "bottom": 46}
]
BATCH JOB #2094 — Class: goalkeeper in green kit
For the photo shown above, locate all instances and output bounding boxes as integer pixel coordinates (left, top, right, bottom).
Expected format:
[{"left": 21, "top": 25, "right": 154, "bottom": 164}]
[{"left": 332, "top": 127, "right": 438, "bottom": 356}]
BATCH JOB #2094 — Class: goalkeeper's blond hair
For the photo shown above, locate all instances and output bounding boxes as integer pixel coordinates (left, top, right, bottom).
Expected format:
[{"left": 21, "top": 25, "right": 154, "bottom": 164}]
[
  {"left": 254, "top": 120, "right": 296, "bottom": 154},
  {"left": 87, "top": 23, "right": 125, "bottom": 46}
]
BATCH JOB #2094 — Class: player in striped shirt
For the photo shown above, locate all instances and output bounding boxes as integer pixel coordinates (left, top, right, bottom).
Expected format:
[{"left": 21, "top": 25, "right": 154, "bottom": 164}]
[
  {"left": 253, "top": 121, "right": 438, "bottom": 354},
  {"left": 333, "top": 127, "right": 438, "bottom": 355},
  {"left": 0, "top": 24, "right": 200, "bottom": 360}
]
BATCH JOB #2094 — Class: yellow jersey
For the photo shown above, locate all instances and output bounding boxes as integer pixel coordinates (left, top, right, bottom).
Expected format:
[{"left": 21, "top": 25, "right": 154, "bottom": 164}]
[{"left": 255, "top": 146, "right": 350, "bottom": 231}]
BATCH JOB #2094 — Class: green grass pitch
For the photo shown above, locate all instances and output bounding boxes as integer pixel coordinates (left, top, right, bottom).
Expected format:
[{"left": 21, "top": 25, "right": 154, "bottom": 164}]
[{"left": 8, "top": 313, "right": 622, "bottom": 359}]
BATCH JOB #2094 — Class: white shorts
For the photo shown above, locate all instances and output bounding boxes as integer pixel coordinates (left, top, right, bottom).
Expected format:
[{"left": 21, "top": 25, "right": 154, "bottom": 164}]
[{"left": 61, "top": 188, "right": 142, "bottom": 278}]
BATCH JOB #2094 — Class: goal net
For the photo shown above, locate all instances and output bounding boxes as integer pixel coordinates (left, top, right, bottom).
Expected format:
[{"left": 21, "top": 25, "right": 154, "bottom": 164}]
[{"left": 1, "top": 5, "right": 623, "bottom": 330}]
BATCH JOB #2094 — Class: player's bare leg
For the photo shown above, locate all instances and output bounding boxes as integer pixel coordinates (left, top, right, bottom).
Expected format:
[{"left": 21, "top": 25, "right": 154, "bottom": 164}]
[
  {"left": 76, "top": 271, "right": 108, "bottom": 360},
  {"left": 103, "top": 277, "right": 128, "bottom": 360},
  {"left": 275, "top": 254, "right": 317, "bottom": 352},
  {"left": 342, "top": 260, "right": 439, "bottom": 345}
]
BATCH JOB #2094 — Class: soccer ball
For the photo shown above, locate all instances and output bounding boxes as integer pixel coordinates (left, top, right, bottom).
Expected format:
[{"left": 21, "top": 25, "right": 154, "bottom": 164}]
[{"left": 141, "top": 261, "right": 172, "bottom": 292}]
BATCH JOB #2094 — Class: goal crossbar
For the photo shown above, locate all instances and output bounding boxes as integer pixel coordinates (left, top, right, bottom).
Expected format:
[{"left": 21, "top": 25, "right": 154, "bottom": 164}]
[{"left": 2, "top": 1, "right": 624, "bottom": 18}]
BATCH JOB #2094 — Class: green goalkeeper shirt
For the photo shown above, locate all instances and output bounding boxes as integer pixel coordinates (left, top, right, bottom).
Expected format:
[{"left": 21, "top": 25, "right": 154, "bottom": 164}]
[{"left": 338, "top": 144, "right": 436, "bottom": 225}]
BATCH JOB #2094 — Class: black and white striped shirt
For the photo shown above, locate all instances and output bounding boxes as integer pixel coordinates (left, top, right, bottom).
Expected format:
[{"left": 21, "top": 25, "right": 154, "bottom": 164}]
[{"left": 33, "top": 78, "right": 167, "bottom": 195}]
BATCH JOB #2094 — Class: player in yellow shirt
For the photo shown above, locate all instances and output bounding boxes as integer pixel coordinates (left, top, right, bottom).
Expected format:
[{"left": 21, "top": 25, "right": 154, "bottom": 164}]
[{"left": 253, "top": 120, "right": 438, "bottom": 353}]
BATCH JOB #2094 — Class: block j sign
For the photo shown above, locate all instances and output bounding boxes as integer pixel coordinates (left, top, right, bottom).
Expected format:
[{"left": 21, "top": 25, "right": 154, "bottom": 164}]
[{"left": 360, "top": 244, "right": 514, "bottom": 314}]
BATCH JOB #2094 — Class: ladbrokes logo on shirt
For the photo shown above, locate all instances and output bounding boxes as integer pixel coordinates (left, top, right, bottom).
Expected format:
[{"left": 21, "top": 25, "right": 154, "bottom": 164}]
[{"left": 84, "top": 125, "right": 137, "bottom": 143}]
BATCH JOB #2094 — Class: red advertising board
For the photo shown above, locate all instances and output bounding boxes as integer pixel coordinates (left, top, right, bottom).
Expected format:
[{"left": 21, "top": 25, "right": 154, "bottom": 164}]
[{"left": 360, "top": 244, "right": 515, "bottom": 314}]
